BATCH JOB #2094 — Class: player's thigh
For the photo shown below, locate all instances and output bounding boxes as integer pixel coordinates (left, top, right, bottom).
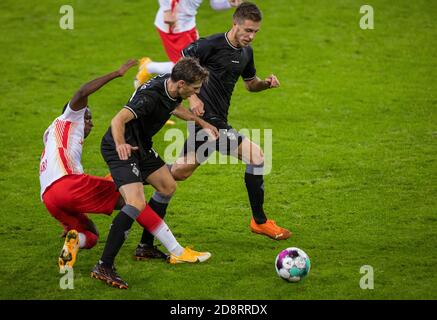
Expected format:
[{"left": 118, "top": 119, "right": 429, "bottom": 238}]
[
  {"left": 171, "top": 152, "right": 200, "bottom": 181},
  {"left": 145, "top": 165, "right": 177, "bottom": 196},
  {"left": 72, "top": 175, "right": 120, "bottom": 214},
  {"left": 43, "top": 197, "right": 89, "bottom": 232},
  {"left": 235, "top": 137, "right": 264, "bottom": 165},
  {"left": 188, "top": 27, "right": 199, "bottom": 42},
  {"left": 157, "top": 29, "right": 182, "bottom": 63},
  {"left": 118, "top": 182, "right": 146, "bottom": 211}
]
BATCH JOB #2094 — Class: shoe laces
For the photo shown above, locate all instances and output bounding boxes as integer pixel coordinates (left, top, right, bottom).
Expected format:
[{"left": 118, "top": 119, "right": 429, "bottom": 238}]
[
  {"left": 182, "top": 247, "right": 193, "bottom": 255},
  {"left": 98, "top": 263, "right": 116, "bottom": 276},
  {"left": 182, "top": 247, "right": 200, "bottom": 258},
  {"left": 108, "top": 266, "right": 124, "bottom": 281},
  {"left": 265, "top": 220, "right": 282, "bottom": 232}
]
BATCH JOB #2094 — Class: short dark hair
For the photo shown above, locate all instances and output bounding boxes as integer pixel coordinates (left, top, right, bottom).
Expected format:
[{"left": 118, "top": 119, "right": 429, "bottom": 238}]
[
  {"left": 233, "top": 2, "right": 262, "bottom": 23},
  {"left": 171, "top": 57, "right": 209, "bottom": 84}
]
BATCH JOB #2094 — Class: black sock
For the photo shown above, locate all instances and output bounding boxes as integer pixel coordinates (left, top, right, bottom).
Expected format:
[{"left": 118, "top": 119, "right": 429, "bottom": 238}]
[
  {"left": 139, "top": 198, "right": 168, "bottom": 246},
  {"left": 245, "top": 172, "right": 267, "bottom": 224},
  {"left": 100, "top": 211, "right": 135, "bottom": 266}
]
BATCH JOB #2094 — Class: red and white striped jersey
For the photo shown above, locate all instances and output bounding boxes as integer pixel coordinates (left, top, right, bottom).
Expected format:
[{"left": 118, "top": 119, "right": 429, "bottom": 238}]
[{"left": 39, "top": 103, "right": 86, "bottom": 199}]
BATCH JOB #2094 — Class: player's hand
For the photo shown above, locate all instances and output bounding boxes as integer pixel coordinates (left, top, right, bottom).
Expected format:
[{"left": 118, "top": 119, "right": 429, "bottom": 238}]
[
  {"left": 189, "top": 95, "right": 205, "bottom": 116},
  {"left": 164, "top": 10, "right": 177, "bottom": 28},
  {"left": 116, "top": 143, "right": 139, "bottom": 160},
  {"left": 118, "top": 59, "right": 138, "bottom": 76},
  {"left": 265, "top": 74, "right": 280, "bottom": 89},
  {"left": 200, "top": 122, "right": 219, "bottom": 140},
  {"left": 229, "top": 0, "right": 244, "bottom": 7}
]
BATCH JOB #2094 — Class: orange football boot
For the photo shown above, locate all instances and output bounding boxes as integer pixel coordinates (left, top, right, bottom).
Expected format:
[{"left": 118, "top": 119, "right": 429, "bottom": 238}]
[
  {"left": 250, "top": 218, "right": 291, "bottom": 240},
  {"left": 58, "top": 230, "right": 80, "bottom": 271},
  {"left": 134, "top": 57, "right": 152, "bottom": 89}
]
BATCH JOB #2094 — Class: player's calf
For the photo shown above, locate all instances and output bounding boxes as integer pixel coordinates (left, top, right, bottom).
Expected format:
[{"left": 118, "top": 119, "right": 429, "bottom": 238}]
[{"left": 81, "top": 231, "right": 98, "bottom": 249}]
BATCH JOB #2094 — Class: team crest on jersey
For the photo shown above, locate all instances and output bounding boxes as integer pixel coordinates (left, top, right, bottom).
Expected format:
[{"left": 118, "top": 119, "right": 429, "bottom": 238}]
[{"left": 131, "top": 163, "right": 140, "bottom": 177}]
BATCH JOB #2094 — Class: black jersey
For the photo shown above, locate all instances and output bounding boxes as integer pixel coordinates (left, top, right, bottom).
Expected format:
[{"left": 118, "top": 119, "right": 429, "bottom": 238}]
[
  {"left": 102, "top": 74, "right": 182, "bottom": 159},
  {"left": 182, "top": 32, "right": 256, "bottom": 122}
]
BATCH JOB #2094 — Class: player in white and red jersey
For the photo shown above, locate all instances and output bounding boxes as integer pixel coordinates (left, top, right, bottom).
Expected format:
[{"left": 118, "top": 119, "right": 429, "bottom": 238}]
[
  {"left": 40, "top": 60, "right": 137, "bottom": 271},
  {"left": 134, "top": 0, "right": 243, "bottom": 89}
]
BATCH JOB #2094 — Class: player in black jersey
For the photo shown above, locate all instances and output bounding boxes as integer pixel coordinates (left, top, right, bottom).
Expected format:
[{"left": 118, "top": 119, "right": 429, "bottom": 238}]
[
  {"left": 91, "top": 57, "right": 219, "bottom": 289},
  {"left": 135, "top": 3, "right": 290, "bottom": 256}
]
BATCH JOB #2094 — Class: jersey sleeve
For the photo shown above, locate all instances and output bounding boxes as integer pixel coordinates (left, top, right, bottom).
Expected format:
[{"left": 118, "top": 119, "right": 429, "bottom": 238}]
[
  {"left": 124, "top": 91, "right": 156, "bottom": 119},
  {"left": 181, "top": 38, "right": 213, "bottom": 65},
  {"left": 242, "top": 47, "right": 257, "bottom": 81},
  {"left": 60, "top": 102, "right": 86, "bottom": 122}
]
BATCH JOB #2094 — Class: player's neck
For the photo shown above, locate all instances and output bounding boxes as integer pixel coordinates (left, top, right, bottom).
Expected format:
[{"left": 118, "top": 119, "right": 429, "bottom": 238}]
[
  {"left": 166, "top": 79, "right": 179, "bottom": 99},
  {"left": 226, "top": 29, "right": 241, "bottom": 48}
]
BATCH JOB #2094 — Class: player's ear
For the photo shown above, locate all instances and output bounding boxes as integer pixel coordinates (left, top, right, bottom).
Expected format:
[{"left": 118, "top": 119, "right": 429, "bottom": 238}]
[
  {"left": 177, "top": 80, "right": 186, "bottom": 88},
  {"left": 233, "top": 17, "right": 242, "bottom": 26}
]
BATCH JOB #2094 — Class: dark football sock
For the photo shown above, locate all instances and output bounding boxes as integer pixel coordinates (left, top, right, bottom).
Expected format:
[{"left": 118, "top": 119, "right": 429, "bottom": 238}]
[
  {"left": 100, "top": 205, "right": 139, "bottom": 266},
  {"left": 245, "top": 164, "right": 267, "bottom": 224},
  {"left": 139, "top": 193, "right": 171, "bottom": 246}
]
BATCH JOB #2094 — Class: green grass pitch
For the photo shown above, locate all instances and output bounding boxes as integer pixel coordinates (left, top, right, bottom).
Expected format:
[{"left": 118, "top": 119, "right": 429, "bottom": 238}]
[{"left": 0, "top": 0, "right": 436, "bottom": 299}]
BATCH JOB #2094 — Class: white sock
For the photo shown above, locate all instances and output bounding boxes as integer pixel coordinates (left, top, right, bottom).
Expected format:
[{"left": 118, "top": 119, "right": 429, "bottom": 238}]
[
  {"left": 78, "top": 232, "right": 86, "bottom": 249},
  {"left": 146, "top": 62, "right": 174, "bottom": 75},
  {"left": 152, "top": 222, "right": 184, "bottom": 256}
]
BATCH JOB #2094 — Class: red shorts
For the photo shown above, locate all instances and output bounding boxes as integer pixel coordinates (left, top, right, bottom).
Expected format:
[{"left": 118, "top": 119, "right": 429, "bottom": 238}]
[
  {"left": 157, "top": 27, "right": 199, "bottom": 63},
  {"left": 43, "top": 174, "right": 120, "bottom": 235}
]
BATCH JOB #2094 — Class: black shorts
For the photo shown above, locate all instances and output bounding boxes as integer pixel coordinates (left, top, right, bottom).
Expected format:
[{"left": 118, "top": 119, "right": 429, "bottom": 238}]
[
  {"left": 101, "top": 143, "right": 165, "bottom": 190},
  {"left": 182, "top": 117, "right": 245, "bottom": 163}
]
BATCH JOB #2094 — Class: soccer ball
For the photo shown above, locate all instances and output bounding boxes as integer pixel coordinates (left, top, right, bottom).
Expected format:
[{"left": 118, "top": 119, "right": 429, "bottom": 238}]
[{"left": 275, "top": 247, "right": 311, "bottom": 282}]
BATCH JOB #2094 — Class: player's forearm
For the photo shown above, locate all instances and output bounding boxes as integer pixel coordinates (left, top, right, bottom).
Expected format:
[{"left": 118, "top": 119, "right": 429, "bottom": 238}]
[
  {"left": 111, "top": 116, "right": 127, "bottom": 147},
  {"left": 245, "top": 77, "right": 271, "bottom": 92},
  {"left": 77, "top": 70, "right": 122, "bottom": 98},
  {"left": 173, "top": 104, "right": 204, "bottom": 126},
  {"left": 187, "top": 94, "right": 200, "bottom": 105},
  {"left": 70, "top": 70, "right": 122, "bottom": 111}
]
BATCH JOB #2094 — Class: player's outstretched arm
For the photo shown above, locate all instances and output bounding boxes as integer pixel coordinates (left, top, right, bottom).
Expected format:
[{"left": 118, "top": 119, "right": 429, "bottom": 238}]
[
  {"left": 70, "top": 59, "right": 137, "bottom": 111},
  {"left": 172, "top": 104, "right": 219, "bottom": 140},
  {"left": 244, "top": 74, "right": 280, "bottom": 92}
]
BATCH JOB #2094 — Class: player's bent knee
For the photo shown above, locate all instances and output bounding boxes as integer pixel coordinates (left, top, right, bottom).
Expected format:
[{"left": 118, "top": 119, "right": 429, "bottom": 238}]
[
  {"left": 126, "top": 200, "right": 146, "bottom": 212},
  {"left": 160, "top": 182, "right": 177, "bottom": 197},
  {"left": 172, "top": 168, "right": 192, "bottom": 181},
  {"left": 251, "top": 153, "right": 264, "bottom": 166}
]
